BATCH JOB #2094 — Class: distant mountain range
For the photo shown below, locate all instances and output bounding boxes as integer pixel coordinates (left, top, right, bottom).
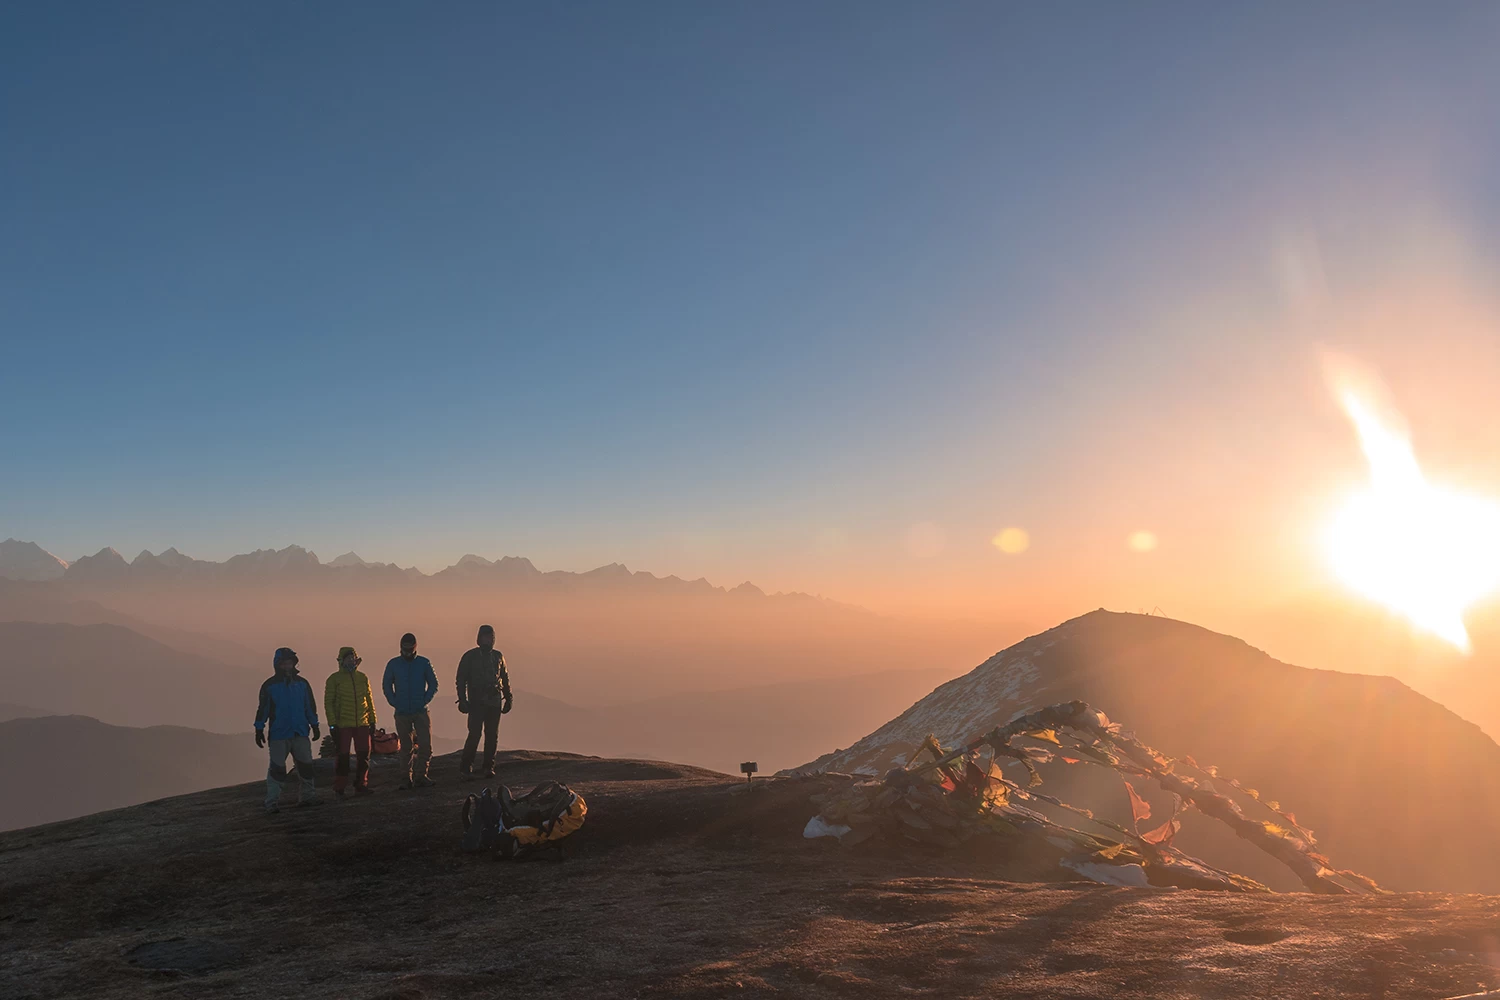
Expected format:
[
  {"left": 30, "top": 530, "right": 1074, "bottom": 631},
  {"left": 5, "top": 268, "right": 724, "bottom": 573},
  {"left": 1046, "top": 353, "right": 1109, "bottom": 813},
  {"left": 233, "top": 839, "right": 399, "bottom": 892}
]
[
  {"left": 3, "top": 540, "right": 812, "bottom": 602},
  {"left": 0, "top": 715, "right": 267, "bottom": 830},
  {"left": 1, "top": 538, "right": 989, "bottom": 707},
  {"left": 795, "top": 610, "right": 1500, "bottom": 894},
  {"left": 0, "top": 539, "right": 68, "bottom": 581}
]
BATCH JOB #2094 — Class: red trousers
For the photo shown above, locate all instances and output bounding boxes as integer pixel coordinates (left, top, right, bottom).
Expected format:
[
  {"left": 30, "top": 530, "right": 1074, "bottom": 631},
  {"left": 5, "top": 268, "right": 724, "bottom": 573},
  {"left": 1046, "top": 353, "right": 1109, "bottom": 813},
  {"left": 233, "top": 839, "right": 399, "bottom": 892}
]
[{"left": 333, "top": 726, "right": 371, "bottom": 791}]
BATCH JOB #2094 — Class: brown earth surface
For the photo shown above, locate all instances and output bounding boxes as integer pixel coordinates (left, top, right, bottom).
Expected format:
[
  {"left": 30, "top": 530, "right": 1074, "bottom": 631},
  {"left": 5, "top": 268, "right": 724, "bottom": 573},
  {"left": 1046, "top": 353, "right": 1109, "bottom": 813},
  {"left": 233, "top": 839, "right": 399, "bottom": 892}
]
[{"left": 3, "top": 749, "right": 1500, "bottom": 999}]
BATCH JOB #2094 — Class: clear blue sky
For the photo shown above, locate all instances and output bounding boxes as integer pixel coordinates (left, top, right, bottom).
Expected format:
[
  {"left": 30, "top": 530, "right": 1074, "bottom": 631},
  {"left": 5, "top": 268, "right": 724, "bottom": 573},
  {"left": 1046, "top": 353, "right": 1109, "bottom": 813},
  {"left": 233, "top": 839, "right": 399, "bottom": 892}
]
[{"left": 5, "top": 3, "right": 1500, "bottom": 614}]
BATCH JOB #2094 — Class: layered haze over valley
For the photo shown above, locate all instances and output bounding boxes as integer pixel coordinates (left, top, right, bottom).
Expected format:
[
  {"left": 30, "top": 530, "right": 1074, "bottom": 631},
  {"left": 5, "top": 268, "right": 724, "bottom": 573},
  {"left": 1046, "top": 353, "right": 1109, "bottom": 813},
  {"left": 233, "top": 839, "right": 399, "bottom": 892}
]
[
  {"left": 0, "top": 536, "right": 987, "bottom": 826},
  {"left": 9, "top": 533, "right": 1500, "bottom": 870}
]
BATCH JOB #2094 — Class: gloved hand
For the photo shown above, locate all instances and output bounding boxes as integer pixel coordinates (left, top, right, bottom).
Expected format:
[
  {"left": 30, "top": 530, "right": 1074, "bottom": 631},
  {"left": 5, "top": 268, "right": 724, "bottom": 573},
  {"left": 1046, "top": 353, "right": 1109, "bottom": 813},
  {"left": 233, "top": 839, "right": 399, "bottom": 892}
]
[
  {"left": 458, "top": 699, "right": 470, "bottom": 715},
  {"left": 501, "top": 696, "right": 512, "bottom": 715},
  {"left": 311, "top": 724, "right": 321, "bottom": 741},
  {"left": 255, "top": 730, "right": 265, "bottom": 748}
]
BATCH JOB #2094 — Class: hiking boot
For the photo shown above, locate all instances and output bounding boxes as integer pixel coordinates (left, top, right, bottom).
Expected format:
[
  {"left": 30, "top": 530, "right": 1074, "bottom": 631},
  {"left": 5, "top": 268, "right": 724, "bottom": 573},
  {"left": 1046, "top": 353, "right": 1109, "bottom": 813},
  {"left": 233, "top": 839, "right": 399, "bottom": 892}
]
[
  {"left": 416, "top": 775, "right": 437, "bottom": 788},
  {"left": 335, "top": 788, "right": 347, "bottom": 799},
  {"left": 483, "top": 763, "right": 497, "bottom": 778},
  {"left": 354, "top": 785, "right": 375, "bottom": 797},
  {"left": 460, "top": 767, "right": 476, "bottom": 782},
  {"left": 265, "top": 803, "right": 280, "bottom": 815},
  {"left": 398, "top": 777, "right": 413, "bottom": 790}
]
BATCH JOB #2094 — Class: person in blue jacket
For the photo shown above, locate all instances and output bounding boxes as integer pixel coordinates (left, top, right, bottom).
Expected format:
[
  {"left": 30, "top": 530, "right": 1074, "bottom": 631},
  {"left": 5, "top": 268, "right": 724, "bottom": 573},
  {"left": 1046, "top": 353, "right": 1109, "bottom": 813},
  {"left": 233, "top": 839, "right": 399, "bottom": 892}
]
[
  {"left": 383, "top": 632, "right": 439, "bottom": 789},
  {"left": 253, "top": 647, "right": 323, "bottom": 814}
]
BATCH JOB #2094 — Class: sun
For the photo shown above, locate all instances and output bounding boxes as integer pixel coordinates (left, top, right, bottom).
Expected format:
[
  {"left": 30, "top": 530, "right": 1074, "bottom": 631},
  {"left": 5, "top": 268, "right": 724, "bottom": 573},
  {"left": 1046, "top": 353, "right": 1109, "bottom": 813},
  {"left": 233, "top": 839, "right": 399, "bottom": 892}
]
[{"left": 1323, "top": 384, "right": 1500, "bottom": 652}]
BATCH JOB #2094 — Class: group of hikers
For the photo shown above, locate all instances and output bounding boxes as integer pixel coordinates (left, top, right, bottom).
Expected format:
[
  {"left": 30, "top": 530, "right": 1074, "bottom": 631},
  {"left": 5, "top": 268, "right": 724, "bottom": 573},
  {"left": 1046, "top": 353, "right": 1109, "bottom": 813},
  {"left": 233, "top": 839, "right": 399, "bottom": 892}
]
[{"left": 252, "top": 624, "right": 513, "bottom": 814}]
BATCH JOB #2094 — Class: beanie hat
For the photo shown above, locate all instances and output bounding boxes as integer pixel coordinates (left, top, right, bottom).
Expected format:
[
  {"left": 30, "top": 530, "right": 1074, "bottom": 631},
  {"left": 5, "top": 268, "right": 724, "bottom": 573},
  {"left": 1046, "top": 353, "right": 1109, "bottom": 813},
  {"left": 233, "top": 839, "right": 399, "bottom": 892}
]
[
  {"left": 400, "top": 632, "right": 416, "bottom": 645},
  {"left": 273, "top": 647, "right": 298, "bottom": 668},
  {"left": 477, "top": 624, "right": 495, "bottom": 638},
  {"left": 337, "top": 646, "right": 361, "bottom": 667}
]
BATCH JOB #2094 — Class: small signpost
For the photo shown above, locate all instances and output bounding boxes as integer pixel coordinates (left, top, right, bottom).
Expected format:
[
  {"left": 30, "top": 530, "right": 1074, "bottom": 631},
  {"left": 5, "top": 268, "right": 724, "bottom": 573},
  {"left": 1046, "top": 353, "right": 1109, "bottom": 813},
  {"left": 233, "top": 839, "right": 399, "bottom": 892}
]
[{"left": 740, "top": 761, "right": 758, "bottom": 785}]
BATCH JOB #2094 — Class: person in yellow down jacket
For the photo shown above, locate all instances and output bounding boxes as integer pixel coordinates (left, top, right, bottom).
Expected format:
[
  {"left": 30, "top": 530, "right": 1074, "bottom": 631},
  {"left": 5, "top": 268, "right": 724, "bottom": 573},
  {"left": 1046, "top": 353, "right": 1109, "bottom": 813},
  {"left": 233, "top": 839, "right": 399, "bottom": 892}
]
[{"left": 325, "top": 647, "right": 379, "bottom": 797}]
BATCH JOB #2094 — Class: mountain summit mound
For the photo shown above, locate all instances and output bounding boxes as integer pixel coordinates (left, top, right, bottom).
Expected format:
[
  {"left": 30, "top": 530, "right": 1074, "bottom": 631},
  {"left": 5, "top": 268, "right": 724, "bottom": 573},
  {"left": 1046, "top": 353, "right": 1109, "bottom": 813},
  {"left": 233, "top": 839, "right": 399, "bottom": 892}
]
[{"left": 795, "top": 609, "right": 1500, "bottom": 893}]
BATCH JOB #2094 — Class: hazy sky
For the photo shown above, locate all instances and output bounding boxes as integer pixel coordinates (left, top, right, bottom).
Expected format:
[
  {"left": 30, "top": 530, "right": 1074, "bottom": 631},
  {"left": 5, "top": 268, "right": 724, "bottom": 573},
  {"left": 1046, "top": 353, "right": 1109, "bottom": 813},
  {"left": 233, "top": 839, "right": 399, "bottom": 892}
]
[{"left": 5, "top": 3, "right": 1500, "bottom": 623}]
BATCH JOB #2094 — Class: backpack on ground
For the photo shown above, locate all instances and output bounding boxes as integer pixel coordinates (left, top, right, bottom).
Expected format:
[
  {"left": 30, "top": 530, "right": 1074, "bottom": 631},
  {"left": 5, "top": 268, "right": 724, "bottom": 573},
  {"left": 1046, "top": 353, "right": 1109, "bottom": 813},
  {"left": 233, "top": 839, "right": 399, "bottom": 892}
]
[
  {"left": 461, "top": 788, "right": 505, "bottom": 854},
  {"left": 499, "top": 781, "right": 587, "bottom": 858},
  {"left": 460, "top": 781, "right": 587, "bottom": 860}
]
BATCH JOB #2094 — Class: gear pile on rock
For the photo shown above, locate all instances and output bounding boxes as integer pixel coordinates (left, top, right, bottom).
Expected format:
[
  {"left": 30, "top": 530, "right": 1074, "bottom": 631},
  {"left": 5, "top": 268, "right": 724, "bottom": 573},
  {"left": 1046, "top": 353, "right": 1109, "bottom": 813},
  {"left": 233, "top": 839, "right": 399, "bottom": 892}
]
[
  {"left": 318, "top": 729, "right": 401, "bottom": 758},
  {"left": 803, "top": 700, "right": 1381, "bottom": 894}
]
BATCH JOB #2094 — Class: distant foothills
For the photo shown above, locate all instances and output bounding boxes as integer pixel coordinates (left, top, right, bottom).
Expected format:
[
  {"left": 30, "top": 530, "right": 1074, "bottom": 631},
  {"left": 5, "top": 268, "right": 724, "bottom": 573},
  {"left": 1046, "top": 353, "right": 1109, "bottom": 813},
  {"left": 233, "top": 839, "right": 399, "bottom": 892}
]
[{"left": 0, "top": 537, "right": 819, "bottom": 602}]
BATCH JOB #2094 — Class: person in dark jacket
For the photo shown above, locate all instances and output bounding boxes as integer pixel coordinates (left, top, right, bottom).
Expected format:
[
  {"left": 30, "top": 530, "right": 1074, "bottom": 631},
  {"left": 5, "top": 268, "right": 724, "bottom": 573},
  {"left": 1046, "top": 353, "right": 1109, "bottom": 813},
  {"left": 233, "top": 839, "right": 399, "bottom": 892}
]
[
  {"left": 253, "top": 647, "right": 322, "bottom": 814},
  {"left": 382, "top": 632, "right": 439, "bottom": 789},
  {"left": 454, "top": 624, "right": 512, "bottom": 779}
]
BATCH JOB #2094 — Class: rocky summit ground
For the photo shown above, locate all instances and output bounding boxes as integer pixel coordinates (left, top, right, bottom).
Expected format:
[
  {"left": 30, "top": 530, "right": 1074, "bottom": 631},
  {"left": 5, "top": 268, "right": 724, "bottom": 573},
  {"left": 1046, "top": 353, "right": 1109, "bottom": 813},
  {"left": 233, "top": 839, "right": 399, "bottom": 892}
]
[{"left": 3, "top": 750, "right": 1500, "bottom": 999}]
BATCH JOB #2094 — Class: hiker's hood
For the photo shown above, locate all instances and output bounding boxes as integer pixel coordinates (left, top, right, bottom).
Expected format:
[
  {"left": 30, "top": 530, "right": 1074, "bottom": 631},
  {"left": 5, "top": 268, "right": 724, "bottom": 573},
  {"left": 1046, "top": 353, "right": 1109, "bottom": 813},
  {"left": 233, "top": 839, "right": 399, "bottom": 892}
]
[{"left": 337, "top": 646, "right": 361, "bottom": 671}]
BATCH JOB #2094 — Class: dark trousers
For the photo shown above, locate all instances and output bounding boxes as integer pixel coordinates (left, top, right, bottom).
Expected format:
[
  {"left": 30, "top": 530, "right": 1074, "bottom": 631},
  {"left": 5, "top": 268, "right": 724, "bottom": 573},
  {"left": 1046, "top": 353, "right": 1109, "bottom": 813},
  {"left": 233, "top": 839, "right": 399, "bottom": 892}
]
[
  {"left": 461, "top": 706, "right": 502, "bottom": 771},
  {"left": 334, "top": 726, "right": 371, "bottom": 791},
  {"left": 393, "top": 710, "right": 432, "bottom": 780}
]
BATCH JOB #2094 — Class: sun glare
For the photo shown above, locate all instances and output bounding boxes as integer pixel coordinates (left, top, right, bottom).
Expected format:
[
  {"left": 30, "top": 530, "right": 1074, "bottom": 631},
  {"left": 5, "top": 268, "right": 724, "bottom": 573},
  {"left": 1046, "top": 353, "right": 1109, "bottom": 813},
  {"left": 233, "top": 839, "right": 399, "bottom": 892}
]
[{"left": 1323, "top": 384, "right": 1500, "bottom": 652}]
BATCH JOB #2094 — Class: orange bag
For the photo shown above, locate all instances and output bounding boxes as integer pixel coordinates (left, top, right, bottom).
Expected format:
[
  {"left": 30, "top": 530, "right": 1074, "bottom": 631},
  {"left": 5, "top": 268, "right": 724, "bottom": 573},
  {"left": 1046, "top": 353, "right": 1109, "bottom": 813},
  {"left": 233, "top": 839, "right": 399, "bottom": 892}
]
[{"left": 371, "top": 728, "right": 401, "bottom": 755}]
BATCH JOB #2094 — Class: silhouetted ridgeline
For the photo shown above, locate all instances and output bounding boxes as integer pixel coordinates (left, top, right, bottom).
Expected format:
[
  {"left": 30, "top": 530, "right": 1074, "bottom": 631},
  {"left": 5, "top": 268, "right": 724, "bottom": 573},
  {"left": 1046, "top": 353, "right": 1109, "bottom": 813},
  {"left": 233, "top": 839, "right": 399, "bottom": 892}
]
[
  {"left": 51, "top": 543, "right": 835, "bottom": 602},
  {"left": 0, "top": 714, "right": 265, "bottom": 830}
]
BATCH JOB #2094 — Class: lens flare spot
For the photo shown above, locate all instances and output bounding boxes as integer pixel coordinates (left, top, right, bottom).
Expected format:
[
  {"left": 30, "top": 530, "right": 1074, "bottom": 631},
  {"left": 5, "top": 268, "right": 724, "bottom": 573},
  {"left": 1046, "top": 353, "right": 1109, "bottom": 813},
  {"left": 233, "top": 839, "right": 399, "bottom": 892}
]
[
  {"left": 992, "top": 527, "right": 1030, "bottom": 555},
  {"left": 1127, "top": 530, "right": 1158, "bottom": 553}
]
